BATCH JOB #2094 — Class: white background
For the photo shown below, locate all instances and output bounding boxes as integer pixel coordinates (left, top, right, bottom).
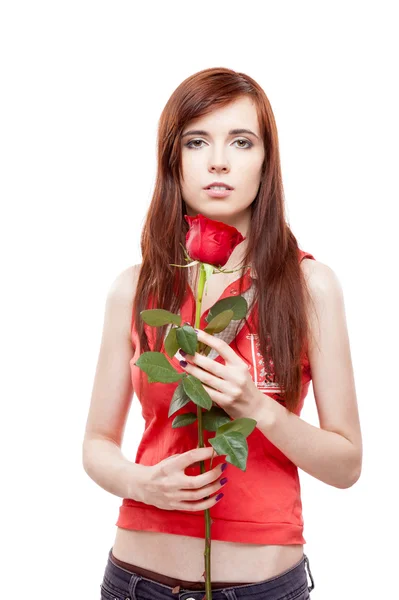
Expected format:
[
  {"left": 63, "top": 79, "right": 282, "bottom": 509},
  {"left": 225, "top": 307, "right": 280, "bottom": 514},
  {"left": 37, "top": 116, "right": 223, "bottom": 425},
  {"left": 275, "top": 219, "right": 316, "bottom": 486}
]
[{"left": 1, "top": 1, "right": 398, "bottom": 598}]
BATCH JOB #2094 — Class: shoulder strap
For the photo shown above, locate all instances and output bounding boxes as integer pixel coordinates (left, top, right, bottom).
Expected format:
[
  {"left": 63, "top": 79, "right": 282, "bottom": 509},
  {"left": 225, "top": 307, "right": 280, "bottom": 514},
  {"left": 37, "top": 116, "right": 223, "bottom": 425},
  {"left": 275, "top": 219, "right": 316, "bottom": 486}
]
[{"left": 298, "top": 248, "right": 316, "bottom": 262}]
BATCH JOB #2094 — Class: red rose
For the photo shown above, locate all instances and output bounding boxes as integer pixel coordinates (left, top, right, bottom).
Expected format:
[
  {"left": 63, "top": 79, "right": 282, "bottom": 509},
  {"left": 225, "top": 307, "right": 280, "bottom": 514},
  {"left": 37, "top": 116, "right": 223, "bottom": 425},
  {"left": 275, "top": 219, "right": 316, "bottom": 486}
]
[{"left": 184, "top": 214, "right": 245, "bottom": 268}]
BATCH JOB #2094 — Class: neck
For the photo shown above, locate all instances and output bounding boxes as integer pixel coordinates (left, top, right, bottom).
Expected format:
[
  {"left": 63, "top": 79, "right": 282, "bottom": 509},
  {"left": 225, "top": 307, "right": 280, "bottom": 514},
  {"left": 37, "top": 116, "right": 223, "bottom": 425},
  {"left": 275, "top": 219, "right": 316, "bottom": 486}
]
[{"left": 221, "top": 238, "right": 249, "bottom": 273}]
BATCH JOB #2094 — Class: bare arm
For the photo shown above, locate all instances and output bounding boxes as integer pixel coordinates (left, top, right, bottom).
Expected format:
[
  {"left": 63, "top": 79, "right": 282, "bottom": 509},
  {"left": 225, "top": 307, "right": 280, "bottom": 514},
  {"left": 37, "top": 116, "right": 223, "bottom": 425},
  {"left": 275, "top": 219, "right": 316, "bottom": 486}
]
[
  {"left": 82, "top": 264, "right": 149, "bottom": 501},
  {"left": 254, "top": 259, "right": 363, "bottom": 489},
  {"left": 256, "top": 403, "right": 359, "bottom": 489},
  {"left": 83, "top": 436, "right": 148, "bottom": 500}
]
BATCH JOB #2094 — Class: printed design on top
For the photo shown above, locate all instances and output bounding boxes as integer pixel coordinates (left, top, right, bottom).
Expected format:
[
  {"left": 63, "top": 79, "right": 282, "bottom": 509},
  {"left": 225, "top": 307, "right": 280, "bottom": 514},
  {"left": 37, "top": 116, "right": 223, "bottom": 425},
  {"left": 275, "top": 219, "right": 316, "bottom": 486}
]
[
  {"left": 246, "top": 332, "right": 283, "bottom": 394},
  {"left": 166, "top": 281, "right": 284, "bottom": 398}
]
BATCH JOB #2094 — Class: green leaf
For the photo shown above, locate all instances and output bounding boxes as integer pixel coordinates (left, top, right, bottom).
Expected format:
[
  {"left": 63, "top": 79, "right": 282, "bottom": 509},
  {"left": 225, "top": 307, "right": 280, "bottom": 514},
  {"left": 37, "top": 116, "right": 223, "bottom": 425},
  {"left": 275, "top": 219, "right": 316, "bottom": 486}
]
[
  {"left": 182, "top": 374, "right": 212, "bottom": 410},
  {"left": 134, "top": 351, "right": 184, "bottom": 383},
  {"left": 172, "top": 412, "right": 198, "bottom": 428},
  {"left": 197, "top": 341, "right": 212, "bottom": 356},
  {"left": 175, "top": 324, "right": 197, "bottom": 355},
  {"left": 140, "top": 309, "right": 181, "bottom": 327},
  {"left": 202, "top": 344, "right": 212, "bottom": 356},
  {"left": 196, "top": 340, "right": 208, "bottom": 353},
  {"left": 202, "top": 406, "right": 232, "bottom": 431},
  {"left": 209, "top": 431, "right": 249, "bottom": 471},
  {"left": 216, "top": 417, "right": 257, "bottom": 439},
  {"left": 206, "top": 296, "right": 248, "bottom": 323},
  {"left": 168, "top": 378, "right": 191, "bottom": 417},
  {"left": 164, "top": 326, "right": 180, "bottom": 359},
  {"left": 204, "top": 309, "right": 234, "bottom": 334}
]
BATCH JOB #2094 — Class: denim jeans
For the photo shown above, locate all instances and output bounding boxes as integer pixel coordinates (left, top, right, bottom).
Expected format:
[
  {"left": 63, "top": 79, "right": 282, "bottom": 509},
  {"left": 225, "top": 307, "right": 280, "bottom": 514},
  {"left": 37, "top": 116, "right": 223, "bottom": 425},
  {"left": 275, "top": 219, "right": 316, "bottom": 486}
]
[{"left": 100, "top": 547, "right": 315, "bottom": 599}]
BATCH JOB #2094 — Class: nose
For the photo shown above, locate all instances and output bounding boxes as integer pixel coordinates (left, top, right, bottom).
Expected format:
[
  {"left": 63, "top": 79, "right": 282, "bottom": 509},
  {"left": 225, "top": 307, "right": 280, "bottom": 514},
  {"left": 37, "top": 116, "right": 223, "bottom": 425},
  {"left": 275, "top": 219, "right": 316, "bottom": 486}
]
[
  {"left": 209, "top": 162, "right": 229, "bottom": 174},
  {"left": 208, "top": 144, "right": 230, "bottom": 174}
]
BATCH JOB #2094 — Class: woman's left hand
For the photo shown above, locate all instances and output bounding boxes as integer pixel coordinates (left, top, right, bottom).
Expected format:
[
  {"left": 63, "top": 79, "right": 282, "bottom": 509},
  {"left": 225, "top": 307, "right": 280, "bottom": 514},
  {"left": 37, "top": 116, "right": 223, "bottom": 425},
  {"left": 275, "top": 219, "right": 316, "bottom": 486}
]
[{"left": 178, "top": 327, "right": 265, "bottom": 422}]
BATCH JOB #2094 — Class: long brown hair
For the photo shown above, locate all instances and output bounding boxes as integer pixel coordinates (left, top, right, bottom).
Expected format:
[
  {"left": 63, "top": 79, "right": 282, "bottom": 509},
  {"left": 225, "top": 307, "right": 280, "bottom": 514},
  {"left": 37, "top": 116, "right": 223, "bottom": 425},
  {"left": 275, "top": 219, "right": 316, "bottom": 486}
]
[{"left": 133, "top": 67, "right": 316, "bottom": 413}]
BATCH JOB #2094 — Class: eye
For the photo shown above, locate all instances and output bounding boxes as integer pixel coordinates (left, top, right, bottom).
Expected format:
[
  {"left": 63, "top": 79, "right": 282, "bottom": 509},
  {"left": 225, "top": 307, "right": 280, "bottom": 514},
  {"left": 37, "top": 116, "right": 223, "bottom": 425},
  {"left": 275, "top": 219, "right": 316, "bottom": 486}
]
[
  {"left": 234, "top": 139, "right": 253, "bottom": 149},
  {"left": 184, "top": 138, "right": 253, "bottom": 150},
  {"left": 185, "top": 139, "right": 206, "bottom": 149}
]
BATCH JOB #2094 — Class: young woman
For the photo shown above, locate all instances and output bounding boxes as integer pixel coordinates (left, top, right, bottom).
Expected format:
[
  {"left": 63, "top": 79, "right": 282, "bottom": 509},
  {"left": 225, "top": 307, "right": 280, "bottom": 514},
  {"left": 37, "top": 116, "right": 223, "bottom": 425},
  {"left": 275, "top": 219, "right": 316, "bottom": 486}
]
[{"left": 83, "top": 67, "right": 362, "bottom": 600}]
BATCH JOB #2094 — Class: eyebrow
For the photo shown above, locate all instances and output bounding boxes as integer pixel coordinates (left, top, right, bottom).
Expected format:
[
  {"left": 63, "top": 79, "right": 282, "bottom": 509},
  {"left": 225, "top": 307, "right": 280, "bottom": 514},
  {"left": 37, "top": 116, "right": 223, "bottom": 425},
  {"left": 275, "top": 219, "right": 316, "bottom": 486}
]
[{"left": 181, "top": 128, "right": 260, "bottom": 141}]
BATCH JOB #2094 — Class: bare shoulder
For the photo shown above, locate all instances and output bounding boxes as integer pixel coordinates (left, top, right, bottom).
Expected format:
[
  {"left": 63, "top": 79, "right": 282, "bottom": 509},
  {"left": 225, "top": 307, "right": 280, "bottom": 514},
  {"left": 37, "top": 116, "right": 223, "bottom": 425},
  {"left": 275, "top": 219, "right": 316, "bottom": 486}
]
[
  {"left": 300, "top": 256, "right": 342, "bottom": 296},
  {"left": 301, "top": 257, "right": 362, "bottom": 484},
  {"left": 108, "top": 263, "right": 141, "bottom": 303},
  {"left": 300, "top": 256, "right": 345, "bottom": 343},
  {"left": 82, "top": 262, "right": 142, "bottom": 447},
  {"left": 107, "top": 263, "right": 142, "bottom": 342}
]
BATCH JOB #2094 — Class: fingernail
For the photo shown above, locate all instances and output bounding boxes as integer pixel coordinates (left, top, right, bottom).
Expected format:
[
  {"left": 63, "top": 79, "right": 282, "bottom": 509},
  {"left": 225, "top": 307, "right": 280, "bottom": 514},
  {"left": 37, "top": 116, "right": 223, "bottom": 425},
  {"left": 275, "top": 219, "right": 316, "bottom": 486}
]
[
  {"left": 215, "top": 493, "right": 224, "bottom": 501},
  {"left": 179, "top": 360, "right": 188, "bottom": 367},
  {"left": 220, "top": 477, "right": 228, "bottom": 486},
  {"left": 221, "top": 463, "right": 228, "bottom": 472},
  {"left": 194, "top": 328, "right": 199, "bottom": 332},
  {"left": 179, "top": 349, "right": 187, "bottom": 357}
]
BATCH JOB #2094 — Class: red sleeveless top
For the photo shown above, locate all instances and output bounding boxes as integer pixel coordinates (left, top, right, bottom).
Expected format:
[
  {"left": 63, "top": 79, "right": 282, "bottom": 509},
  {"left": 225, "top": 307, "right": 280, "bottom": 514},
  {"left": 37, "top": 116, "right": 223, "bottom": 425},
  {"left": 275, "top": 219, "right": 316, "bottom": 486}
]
[{"left": 116, "top": 249, "right": 316, "bottom": 544}]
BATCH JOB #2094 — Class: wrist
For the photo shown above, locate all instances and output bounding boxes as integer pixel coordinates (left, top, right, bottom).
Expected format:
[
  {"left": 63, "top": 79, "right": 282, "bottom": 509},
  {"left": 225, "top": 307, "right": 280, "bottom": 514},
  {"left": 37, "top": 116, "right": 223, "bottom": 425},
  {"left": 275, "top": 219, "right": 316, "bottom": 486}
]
[
  {"left": 253, "top": 390, "right": 277, "bottom": 432},
  {"left": 125, "top": 462, "right": 151, "bottom": 503}
]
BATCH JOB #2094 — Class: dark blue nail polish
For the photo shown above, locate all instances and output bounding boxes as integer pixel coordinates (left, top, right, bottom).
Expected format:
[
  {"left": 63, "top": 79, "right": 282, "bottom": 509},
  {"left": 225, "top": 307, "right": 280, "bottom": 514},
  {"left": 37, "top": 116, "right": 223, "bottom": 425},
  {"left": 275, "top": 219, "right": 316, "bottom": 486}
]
[
  {"left": 220, "top": 477, "right": 228, "bottom": 486},
  {"left": 180, "top": 350, "right": 187, "bottom": 357},
  {"left": 215, "top": 493, "right": 224, "bottom": 501},
  {"left": 179, "top": 360, "right": 187, "bottom": 367},
  {"left": 221, "top": 462, "right": 228, "bottom": 472}
]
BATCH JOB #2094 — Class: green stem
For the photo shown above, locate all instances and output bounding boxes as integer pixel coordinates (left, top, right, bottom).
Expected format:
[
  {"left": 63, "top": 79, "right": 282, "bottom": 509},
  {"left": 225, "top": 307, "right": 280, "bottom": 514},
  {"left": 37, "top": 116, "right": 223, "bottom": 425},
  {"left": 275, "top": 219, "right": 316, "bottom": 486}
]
[{"left": 195, "top": 263, "right": 213, "bottom": 600}]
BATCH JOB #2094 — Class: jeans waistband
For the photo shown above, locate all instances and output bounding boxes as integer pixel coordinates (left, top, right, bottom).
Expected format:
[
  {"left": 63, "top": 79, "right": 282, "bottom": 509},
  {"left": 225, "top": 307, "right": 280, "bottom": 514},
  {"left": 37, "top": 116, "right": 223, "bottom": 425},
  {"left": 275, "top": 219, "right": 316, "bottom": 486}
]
[
  {"left": 110, "top": 548, "right": 246, "bottom": 590},
  {"left": 105, "top": 547, "right": 315, "bottom": 594}
]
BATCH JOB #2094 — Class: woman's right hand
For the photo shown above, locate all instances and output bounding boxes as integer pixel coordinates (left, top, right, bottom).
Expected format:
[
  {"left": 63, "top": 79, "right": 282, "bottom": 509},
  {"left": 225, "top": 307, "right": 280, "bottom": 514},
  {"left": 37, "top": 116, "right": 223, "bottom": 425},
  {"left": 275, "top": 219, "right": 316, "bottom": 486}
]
[{"left": 141, "top": 446, "right": 228, "bottom": 511}]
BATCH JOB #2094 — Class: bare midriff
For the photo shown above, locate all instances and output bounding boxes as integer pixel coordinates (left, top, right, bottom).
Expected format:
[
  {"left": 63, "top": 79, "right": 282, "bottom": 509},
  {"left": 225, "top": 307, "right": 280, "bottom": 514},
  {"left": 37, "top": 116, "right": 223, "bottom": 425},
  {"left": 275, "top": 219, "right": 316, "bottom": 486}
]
[
  {"left": 114, "top": 268, "right": 303, "bottom": 583},
  {"left": 112, "top": 528, "right": 304, "bottom": 583}
]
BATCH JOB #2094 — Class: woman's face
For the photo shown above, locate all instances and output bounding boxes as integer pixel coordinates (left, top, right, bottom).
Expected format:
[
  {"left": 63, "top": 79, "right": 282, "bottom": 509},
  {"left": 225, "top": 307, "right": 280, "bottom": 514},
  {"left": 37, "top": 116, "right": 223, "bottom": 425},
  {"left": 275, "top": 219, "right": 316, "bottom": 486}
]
[{"left": 180, "top": 95, "right": 265, "bottom": 229}]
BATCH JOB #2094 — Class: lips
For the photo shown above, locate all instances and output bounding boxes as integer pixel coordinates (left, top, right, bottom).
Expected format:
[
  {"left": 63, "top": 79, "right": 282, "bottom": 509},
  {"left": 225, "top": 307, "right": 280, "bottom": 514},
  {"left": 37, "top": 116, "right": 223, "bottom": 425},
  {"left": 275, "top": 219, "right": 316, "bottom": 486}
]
[
  {"left": 204, "top": 188, "right": 233, "bottom": 198},
  {"left": 204, "top": 182, "right": 234, "bottom": 190}
]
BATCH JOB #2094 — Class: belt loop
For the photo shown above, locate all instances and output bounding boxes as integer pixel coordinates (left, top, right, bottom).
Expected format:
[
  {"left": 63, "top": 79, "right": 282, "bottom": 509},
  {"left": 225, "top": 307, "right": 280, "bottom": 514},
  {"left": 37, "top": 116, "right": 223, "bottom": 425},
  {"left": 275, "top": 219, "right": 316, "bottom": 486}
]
[
  {"left": 222, "top": 590, "right": 237, "bottom": 600},
  {"left": 128, "top": 572, "right": 142, "bottom": 599},
  {"left": 303, "top": 554, "right": 315, "bottom": 592}
]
